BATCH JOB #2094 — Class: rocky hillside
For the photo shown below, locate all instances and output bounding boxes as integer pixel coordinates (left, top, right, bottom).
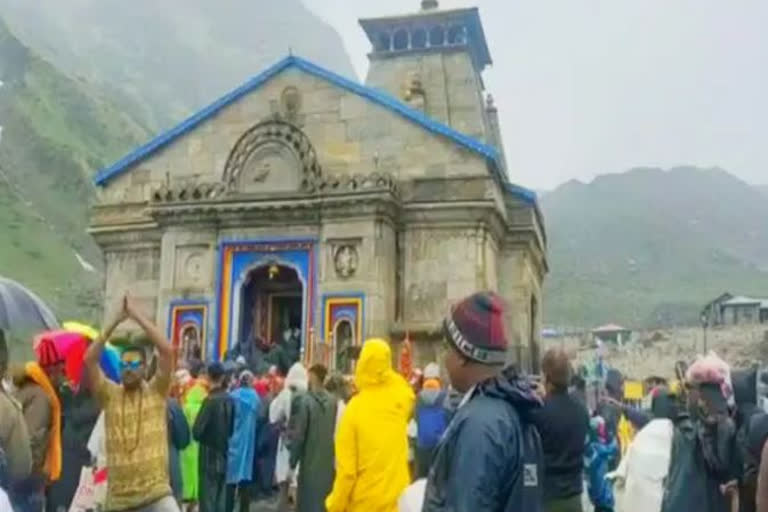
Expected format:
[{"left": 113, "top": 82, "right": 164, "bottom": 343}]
[
  {"left": 0, "top": 3, "right": 357, "bottom": 323},
  {"left": 0, "top": 0, "right": 356, "bottom": 131},
  {"left": 542, "top": 167, "right": 768, "bottom": 329},
  {"left": 0, "top": 17, "right": 149, "bottom": 321}
]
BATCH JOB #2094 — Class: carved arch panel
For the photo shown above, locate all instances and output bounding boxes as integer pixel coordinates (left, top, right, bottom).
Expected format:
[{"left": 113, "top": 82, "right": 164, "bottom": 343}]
[{"left": 222, "top": 120, "right": 322, "bottom": 193}]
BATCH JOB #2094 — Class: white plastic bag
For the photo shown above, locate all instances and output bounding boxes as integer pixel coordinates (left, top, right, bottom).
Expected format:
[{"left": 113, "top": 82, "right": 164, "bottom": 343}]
[
  {"left": 69, "top": 467, "right": 107, "bottom": 512},
  {"left": 398, "top": 478, "right": 426, "bottom": 512}
]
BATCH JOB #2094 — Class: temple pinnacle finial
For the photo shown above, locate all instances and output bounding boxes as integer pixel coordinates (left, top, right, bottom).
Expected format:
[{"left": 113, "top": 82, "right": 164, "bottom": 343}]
[{"left": 421, "top": 0, "right": 439, "bottom": 11}]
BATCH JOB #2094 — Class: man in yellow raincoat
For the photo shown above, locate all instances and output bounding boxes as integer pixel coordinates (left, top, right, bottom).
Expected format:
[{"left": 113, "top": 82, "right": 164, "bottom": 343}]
[{"left": 325, "top": 338, "right": 415, "bottom": 512}]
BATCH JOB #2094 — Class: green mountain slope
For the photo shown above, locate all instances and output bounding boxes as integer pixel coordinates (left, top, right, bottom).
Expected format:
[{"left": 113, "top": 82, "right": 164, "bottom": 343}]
[
  {"left": 0, "top": 17, "right": 149, "bottom": 322},
  {"left": 0, "top": 0, "right": 356, "bottom": 130},
  {"left": 542, "top": 167, "right": 768, "bottom": 329}
]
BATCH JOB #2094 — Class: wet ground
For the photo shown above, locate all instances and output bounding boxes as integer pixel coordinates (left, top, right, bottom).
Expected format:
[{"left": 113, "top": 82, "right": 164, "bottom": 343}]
[{"left": 249, "top": 497, "right": 279, "bottom": 512}]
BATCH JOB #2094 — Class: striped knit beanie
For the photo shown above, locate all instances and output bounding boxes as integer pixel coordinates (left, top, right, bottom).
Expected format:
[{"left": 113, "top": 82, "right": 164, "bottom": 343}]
[{"left": 443, "top": 291, "right": 508, "bottom": 366}]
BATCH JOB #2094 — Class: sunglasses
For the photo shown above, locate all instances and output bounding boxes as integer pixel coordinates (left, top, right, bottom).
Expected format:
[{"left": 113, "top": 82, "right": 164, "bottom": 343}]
[{"left": 120, "top": 360, "right": 143, "bottom": 371}]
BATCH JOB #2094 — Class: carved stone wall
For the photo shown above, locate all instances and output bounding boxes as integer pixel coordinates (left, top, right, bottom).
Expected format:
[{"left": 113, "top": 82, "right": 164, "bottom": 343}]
[
  {"left": 95, "top": 67, "right": 489, "bottom": 208},
  {"left": 102, "top": 246, "right": 161, "bottom": 327},
  {"left": 498, "top": 243, "right": 544, "bottom": 372},
  {"left": 319, "top": 217, "right": 396, "bottom": 339},
  {"left": 402, "top": 227, "right": 493, "bottom": 328},
  {"left": 365, "top": 51, "right": 489, "bottom": 141}
]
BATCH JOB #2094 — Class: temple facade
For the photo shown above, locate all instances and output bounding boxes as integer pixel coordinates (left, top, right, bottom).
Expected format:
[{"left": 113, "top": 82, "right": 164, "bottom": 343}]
[{"left": 89, "top": 1, "right": 548, "bottom": 373}]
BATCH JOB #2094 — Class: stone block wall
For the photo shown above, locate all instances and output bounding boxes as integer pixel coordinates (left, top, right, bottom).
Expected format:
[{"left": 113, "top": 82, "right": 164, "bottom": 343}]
[
  {"left": 102, "top": 243, "right": 161, "bottom": 331},
  {"left": 402, "top": 227, "right": 497, "bottom": 328},
  {"left": 498, "top": 244, "right": 544, "bottom": 371},
  {"left": 96, "top": 67, "right": 490, "bottom": 209},
  {"left": 319, "top": 218, "right": 396, "bottom": 339},
  {"left": 365, "top": 50, "right": 488, "bottom": 141}
]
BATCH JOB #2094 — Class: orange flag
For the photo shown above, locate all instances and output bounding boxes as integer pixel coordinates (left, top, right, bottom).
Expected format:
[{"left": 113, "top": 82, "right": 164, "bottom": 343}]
[{"left": 399, "top": 331, "right": 413, "bottom": 380}]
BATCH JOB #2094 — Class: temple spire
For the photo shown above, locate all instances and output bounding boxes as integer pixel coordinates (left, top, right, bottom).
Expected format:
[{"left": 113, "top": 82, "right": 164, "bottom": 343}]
[{"left": 421, "top": 0, "right": 439, "bottom": 10}]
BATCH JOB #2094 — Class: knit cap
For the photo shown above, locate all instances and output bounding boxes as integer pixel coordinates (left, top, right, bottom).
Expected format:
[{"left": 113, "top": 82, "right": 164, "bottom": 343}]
[{"left": 443, "top": 291, "right": 508, "bottom": 366}]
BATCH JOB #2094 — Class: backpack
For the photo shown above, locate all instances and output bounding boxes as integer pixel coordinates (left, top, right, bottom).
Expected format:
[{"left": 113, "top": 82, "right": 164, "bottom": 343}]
[{"left": 417, "top": 391, "right": 449, "bottom": 449}]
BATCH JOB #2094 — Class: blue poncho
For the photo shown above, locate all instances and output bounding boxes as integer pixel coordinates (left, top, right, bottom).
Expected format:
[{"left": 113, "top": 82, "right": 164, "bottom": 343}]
[{"left": 227, "top": 386, "right": 261, "bottom": 484}]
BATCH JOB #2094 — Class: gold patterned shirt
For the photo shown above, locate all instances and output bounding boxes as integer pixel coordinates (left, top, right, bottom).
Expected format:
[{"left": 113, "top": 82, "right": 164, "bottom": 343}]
[{"left": 93, "top": 368, "right": 171, "bottom": 511}]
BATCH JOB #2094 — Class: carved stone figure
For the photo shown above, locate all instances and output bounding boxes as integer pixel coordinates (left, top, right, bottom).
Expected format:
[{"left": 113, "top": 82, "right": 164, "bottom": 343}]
[{"left": 334, "top": 245, "right": 358, "bottom": 278}]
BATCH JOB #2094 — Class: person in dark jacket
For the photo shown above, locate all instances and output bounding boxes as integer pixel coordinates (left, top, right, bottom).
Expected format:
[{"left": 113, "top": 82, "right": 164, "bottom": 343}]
[
  {"left": 597, "top": 369, "right": 624, "bottom": 440},
  {"left": 732, "top": 367, "right": 760, "bottom": 512},
  {"left": 532, "top": 348, "right": 589, "bottom": 512},
  {"left": 193, "top": 362, "right": 235, "bottom": 512},
  {"left": 0, "top": 329, "right": 31, "bottom": 488},
  {"left": 288, "top": 364, "right": 337, "bottom": 512},
  {"left": 167, "top": 397, "right": 191, "bottom": 504},
  {"left": 661, "top": 381, "right": 740, "bottom": 512},
  {"left": 45, "top": 372, "right": 99, "bottom": 512},
  {"left": 423, "top": 291, "right": 543, "bottom": 512},
  {"left": 749, "top": 413, "right": 768, "bottom": 512}
]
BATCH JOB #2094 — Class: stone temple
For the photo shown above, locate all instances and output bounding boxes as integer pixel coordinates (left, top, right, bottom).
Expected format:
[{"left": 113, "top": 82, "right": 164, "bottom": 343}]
[{"left": 89, "top": 1, "right": 548, "bottom": 373}]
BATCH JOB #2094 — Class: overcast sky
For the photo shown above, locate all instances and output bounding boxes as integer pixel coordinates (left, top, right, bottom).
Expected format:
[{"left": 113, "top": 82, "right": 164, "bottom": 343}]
[{"left": 307, "top": 1, "right": 767, "bottom": 190}]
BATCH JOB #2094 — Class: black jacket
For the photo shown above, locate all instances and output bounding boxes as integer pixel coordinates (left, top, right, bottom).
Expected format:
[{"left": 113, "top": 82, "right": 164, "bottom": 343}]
[
  {"left": 423, "top": 367, "right": 543, "bottom": 512},
  {"left": 531, "top": 391, "right": 589, "bottom": 501},
  {"left": 193, "top": 388, "right": 234, "bottom": 476},
  {"left": 661, "top": 414, "right": 739, "bottom": 512}
]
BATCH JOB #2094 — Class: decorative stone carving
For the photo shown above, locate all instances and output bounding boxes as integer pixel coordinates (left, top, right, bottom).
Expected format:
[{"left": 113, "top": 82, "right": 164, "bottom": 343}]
[
  {"left": 222, "top": 120, "right": 321, "bottom": 193},
  {"left": 281, "top": 86, "right": 302, "bottom": 124},
  {"left": 403, "top": 71, "right": 426, "bottom": 111},
  {"left": 334, "top": 245, "right": 359, "bottom": 278},
  {"left": 184, "top": 252, "right": 204, "bottom": 282},
  {"left": 174, "top": 244, "right": 211, "bottom": 288}
]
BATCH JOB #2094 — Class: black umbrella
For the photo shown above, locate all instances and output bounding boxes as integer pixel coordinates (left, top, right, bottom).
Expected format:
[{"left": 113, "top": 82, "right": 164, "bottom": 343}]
[{"left": 0, "top": 276, "right": 59, "bottom": 333}]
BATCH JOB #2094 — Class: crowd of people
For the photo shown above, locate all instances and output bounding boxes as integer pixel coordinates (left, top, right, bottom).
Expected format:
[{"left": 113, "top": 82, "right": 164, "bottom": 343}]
[{"left": 2, "top": 290, "right": 768, "bottom": 512}]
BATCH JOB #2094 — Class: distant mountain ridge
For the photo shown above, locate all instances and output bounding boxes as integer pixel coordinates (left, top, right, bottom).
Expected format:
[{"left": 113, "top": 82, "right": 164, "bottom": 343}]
[
  {"left": 0, "top": 0, "right": 356, "bottom": 131},
  {"left": 541, "top": 166, "right": 768, "bottom": 328}
]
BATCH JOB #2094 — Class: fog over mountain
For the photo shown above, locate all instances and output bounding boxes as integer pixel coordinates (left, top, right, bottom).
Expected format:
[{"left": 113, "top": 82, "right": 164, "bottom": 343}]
[{"left": 542, "top": 167, "right": 768, "bottom": 328}]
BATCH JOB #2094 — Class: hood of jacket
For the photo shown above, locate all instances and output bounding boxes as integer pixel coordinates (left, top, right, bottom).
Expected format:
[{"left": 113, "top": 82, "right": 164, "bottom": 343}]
[
  {"left": 475, "top": 366, "right": 541, "bottom": 421},
  {"left": 354, "top": 338, "right": 414, "bottom": 409},
  {"left": 732, "top": 368, "right": 757, "bottom": 406},
  {"left": 652, "top": 388, "right": 678, "bottom": 420},
  {"left": 285, "top": 362, "right": 308, "bottom": 392},
  {"left": 355, "top": 338, "right": 398, "bottom": 389},
  {"left": 419, "top": 388, "right": 445, "bottom": 406},
  {"left": 605, "top": 368, "right": 624, "bottom": 398}
]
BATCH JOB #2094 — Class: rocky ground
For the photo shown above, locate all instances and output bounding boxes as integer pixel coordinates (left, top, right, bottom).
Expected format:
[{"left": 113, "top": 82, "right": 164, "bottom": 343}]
[{"left": 544, "top": 324, "right": 768, "bottom": 379}]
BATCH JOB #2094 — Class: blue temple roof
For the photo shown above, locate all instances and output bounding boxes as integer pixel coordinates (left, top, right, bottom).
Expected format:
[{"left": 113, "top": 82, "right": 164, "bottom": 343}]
[{"left": 92, "top": 55, "right": 535, "bottom": 207}]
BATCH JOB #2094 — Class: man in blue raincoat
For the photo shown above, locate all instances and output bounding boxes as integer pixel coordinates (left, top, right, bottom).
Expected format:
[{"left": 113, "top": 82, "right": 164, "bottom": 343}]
[{"left": 227, "top": 370, "right": 261, "bottom": 512}]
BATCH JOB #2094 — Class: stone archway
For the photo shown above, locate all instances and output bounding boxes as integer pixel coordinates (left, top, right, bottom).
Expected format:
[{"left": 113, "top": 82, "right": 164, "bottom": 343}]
[
  {"left": 222, "top": 119, "right": 322, "bottom": 193},
  {"left": 239, "top": 262, "right": 304, "bottom": 373},
  {"left": 333, "top": 318, "right": 355, "bottom": 373}
]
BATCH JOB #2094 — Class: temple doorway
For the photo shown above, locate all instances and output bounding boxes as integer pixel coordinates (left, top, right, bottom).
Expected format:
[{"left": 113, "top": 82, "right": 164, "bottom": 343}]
[
  {"left": 333, "top": 319, "right": 355, "bottom": 373},
  {"left": 240, "top": 262, "right": 304, "bottom": 372}
]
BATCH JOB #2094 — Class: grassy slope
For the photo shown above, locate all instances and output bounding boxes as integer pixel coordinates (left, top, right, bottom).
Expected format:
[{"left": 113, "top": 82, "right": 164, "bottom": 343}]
[
  {"left": 542, "top": 167, "right": 768, "bottom": 329},
  {"left": 0, "top": 17, "right": 148, "bottom": 323}
]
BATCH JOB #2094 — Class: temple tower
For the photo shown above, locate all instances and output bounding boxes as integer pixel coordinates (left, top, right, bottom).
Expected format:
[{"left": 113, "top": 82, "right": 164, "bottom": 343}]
[{"left": 360, "top": 1, "right": 494, "bottom": 146}]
